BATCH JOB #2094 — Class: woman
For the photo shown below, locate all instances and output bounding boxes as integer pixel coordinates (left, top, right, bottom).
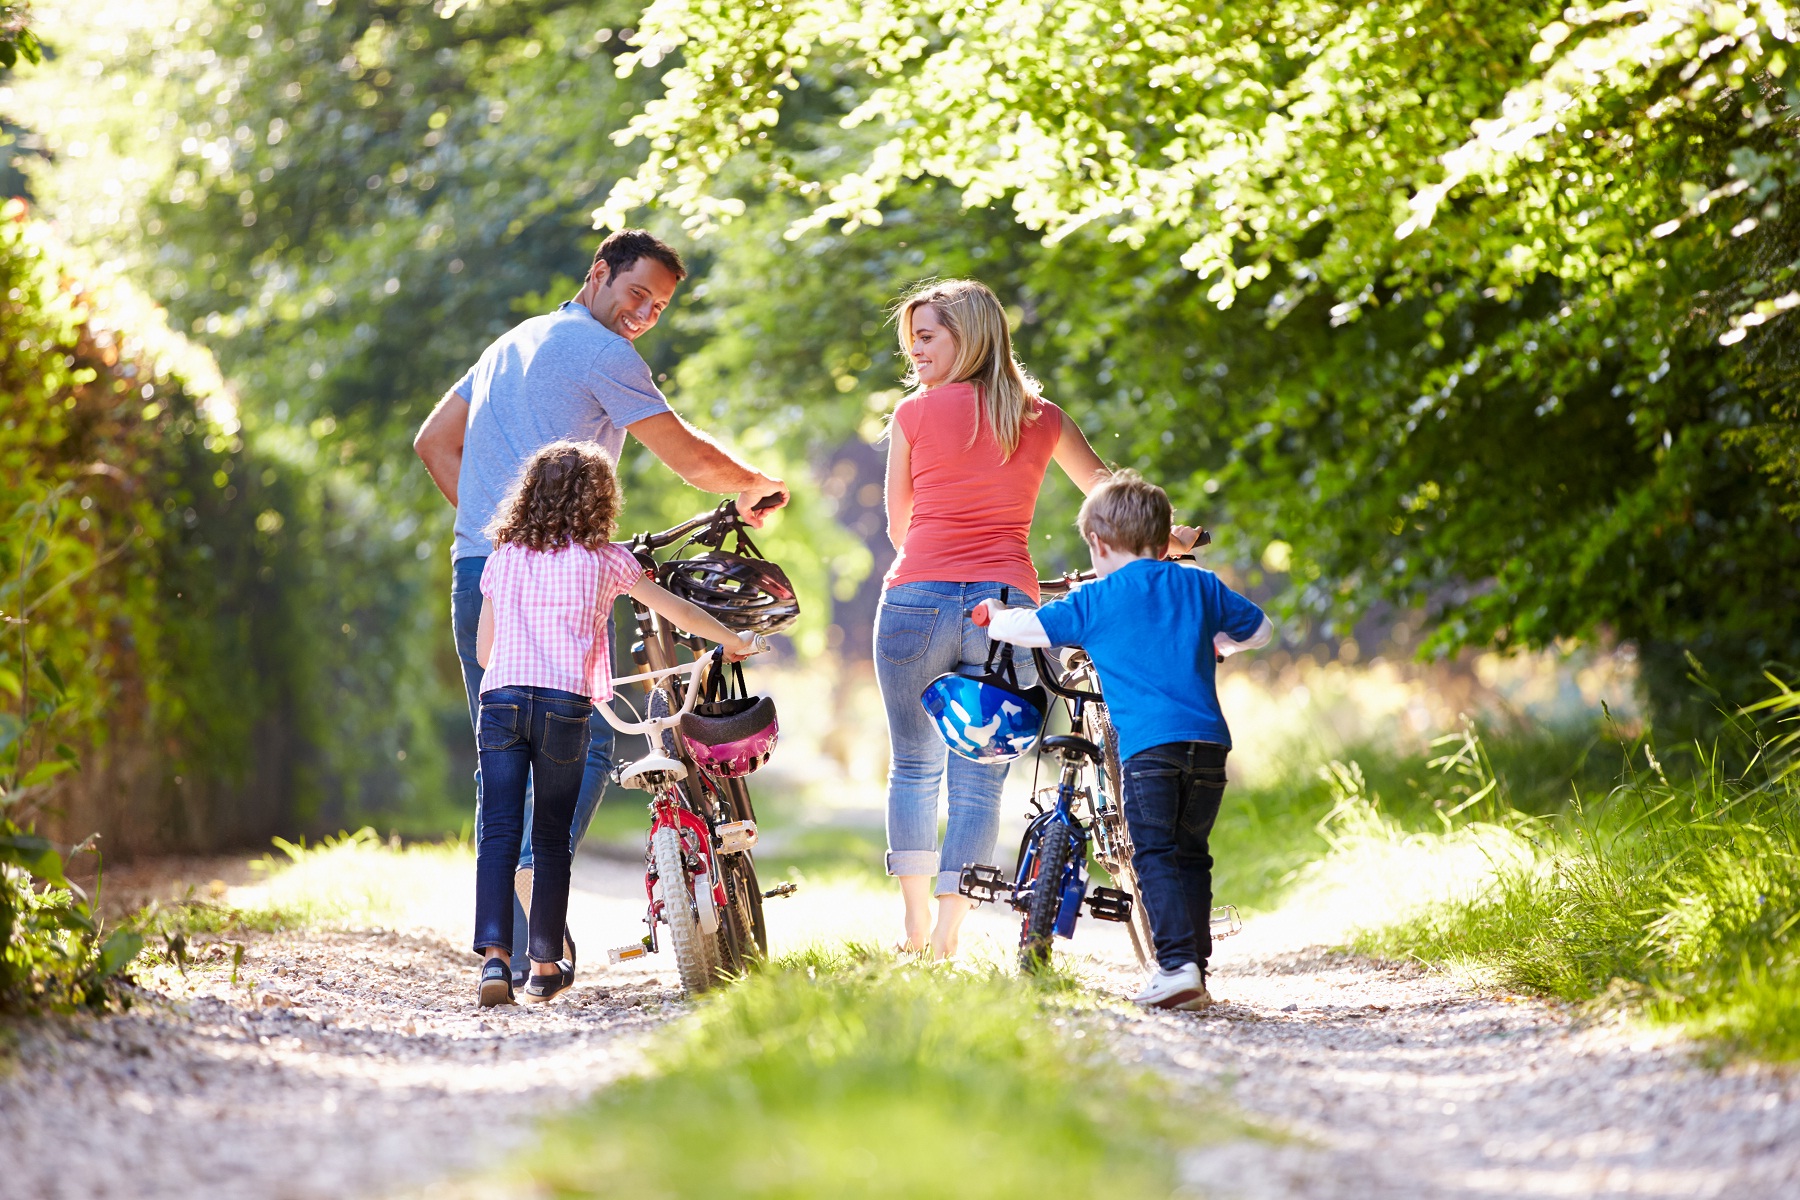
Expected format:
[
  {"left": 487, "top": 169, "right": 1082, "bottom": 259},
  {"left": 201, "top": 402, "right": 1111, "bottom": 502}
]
[{"left": 877, "top": 278, "right": 1113, "bottom": 960}]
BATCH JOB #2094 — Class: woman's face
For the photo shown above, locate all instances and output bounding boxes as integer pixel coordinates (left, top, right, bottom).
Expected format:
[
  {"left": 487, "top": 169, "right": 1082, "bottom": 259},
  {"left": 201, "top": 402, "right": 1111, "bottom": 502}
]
[{"left": 908, "top": 304, "right": 957, "bottom": 388}]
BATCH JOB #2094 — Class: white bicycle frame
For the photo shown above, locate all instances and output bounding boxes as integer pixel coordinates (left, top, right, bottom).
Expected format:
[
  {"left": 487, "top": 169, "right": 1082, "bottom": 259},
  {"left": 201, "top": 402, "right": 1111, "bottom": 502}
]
[{"left": 597, "top": 653, "right": 714, "bottom": 791}]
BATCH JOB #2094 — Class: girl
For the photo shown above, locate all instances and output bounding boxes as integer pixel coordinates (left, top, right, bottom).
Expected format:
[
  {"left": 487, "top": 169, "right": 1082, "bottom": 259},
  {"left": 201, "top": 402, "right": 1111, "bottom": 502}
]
[
  {"left": 877, "top": 279, "right": 1117, "bottom": 960},
  {"left": 473, "top": 440, "right": 761, "bottom": 1006}
]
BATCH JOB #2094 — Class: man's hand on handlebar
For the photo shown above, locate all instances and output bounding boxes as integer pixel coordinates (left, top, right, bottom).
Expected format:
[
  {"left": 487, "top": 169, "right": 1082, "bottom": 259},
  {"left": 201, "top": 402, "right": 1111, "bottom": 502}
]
[{"left": 736, "top": 477, "right": 789, "bottom": 528}]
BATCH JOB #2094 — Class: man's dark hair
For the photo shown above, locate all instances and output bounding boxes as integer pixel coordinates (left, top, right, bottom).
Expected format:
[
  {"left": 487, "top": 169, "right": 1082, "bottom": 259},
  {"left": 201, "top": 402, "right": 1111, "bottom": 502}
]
[{"left": 592, "top": 229, "right": 687, "bottom": 283}]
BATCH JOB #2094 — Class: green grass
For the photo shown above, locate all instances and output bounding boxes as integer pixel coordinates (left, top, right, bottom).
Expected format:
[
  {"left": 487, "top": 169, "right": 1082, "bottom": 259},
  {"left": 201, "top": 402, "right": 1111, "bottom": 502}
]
[
  {"left": 1341, "top": 696, "right": 1800, "bottom": 1059},
  {"left": 144, "top": 828, "right": 472, "bottom": 937},
  {"left": 518, "top": 947, "right": 1234, "bottom": 1198}
]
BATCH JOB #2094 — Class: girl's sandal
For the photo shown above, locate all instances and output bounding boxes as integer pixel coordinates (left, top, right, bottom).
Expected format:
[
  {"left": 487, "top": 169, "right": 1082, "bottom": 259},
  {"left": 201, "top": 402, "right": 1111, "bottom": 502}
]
[
  {"left": 522, "top": 963, "right": 573, "bottom": 1004},
  {"left": 478, "top": 958, "right": 515, "bottom": 1007}
]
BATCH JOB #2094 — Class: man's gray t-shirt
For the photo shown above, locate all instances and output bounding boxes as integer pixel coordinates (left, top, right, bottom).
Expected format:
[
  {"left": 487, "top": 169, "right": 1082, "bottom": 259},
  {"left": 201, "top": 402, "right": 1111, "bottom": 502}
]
[{"left": 451, "top": 300, "right": 670, "bottom": 561}]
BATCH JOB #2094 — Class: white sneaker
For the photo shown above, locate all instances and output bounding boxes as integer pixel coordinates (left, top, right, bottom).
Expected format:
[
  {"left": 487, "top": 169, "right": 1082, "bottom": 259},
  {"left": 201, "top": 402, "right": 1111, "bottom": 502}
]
[{"left": 1131, "top": 962, "right": 1211, "bottom": 1010}]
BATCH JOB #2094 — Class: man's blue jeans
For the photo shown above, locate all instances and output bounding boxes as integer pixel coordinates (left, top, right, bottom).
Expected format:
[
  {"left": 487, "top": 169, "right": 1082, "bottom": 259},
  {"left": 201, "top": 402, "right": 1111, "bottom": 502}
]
[
  {"left": 1120, "top": 741, "right": 1228, "bottom": 973},
  {"left": 452, "top": 556, "right": 614, "bottom": 960},
  {"left": 874, "top": 580, "right": 1037, "bottom": 896}
]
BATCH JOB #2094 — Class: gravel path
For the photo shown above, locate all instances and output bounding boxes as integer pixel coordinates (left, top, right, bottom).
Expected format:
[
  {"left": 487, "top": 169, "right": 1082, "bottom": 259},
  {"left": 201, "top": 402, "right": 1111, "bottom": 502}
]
[
  {"left": 1079, "top": 911, "right": 1800, "bottom": 1199},
  {"left": 4, "top": 853, "right": 1796, "bottom": 1198}
]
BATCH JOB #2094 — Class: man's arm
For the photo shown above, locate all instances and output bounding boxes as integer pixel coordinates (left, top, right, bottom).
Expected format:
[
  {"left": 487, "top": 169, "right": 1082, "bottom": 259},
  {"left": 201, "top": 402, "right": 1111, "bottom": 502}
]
[
  {"left": 627, "top": 411, "right": 788, "bottom": 527},
  {"left": 414, "top": 389, "right": 470, "bottom": 507}
]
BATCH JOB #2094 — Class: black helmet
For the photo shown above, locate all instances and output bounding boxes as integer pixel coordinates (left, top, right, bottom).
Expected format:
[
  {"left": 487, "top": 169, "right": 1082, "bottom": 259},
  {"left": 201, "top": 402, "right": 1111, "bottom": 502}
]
[{"left": 658, "top": 515, "right": 800, "bottom": 636}]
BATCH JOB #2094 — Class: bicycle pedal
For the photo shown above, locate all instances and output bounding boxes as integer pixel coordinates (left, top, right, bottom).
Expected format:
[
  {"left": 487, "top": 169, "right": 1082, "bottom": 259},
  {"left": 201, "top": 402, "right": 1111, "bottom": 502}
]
[
  {"left": 762, "top": 881, "right": 798, "bottom": 899},
  {"left": 716, "top": 819, "right": 758, "bottom": 855},
  {"left": 958, "top": 863, "right": 1009, "bottom": 904},
  {"left": 1085, "top": 885, "right": 1134, "bottom": 923},
  {"left": 608, "top": 938, "right": 653, "bottom": 964},
  {"left": 1210, "top": 904, "right": 1242, "bottom": 939}
]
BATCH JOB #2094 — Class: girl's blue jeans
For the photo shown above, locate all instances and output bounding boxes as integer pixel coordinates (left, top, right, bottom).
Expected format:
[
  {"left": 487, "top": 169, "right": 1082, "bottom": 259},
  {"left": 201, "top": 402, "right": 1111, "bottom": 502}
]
[
  {"left": 473, "top": 685, "right": 593, "bottom": 964},
  {"left": 875, "top": 580, "right": 1037, "bottom": 896}
]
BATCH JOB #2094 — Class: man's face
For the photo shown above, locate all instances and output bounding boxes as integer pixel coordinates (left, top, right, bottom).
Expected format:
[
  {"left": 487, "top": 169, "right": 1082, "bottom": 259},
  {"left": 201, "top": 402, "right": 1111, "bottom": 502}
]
[{"left": 585, "top": 257, "right": 681, "bottom": 341}]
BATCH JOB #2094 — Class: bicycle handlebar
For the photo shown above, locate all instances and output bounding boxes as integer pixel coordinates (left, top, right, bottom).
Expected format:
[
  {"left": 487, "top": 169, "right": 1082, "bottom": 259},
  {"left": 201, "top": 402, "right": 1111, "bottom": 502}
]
[
  {"left": 632, "top": 499, "right": 746, "bottom": 553},
  {"left": 595, "top": 649, "right": 721, "bottom": 736}
]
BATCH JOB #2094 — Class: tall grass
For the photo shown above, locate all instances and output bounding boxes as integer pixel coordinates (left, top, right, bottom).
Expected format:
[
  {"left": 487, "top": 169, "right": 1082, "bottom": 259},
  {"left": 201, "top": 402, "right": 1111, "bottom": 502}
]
[
  {"left": 519, "top": 948, "right": 1231, "bottom": 1198},
  {"left": 1355, "top": 692, "right": 1800, "bottom": 1059}
]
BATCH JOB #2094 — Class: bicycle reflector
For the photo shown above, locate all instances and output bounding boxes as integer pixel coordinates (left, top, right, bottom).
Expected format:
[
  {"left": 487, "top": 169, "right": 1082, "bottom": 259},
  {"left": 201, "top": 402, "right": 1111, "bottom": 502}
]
[{"left": 920, "top": 591, "right": 1047, "bottom": 763}]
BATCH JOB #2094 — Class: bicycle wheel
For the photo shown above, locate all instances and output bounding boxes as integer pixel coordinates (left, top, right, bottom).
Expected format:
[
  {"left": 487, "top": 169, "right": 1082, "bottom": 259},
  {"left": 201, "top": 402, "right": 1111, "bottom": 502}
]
[
  {"left": 1020, "top": 824, "right": 1072, "bottom": 972},
  {"left": 653, "top": 824, "right": 712, "bottom": 995},
  {"left": 1084, "top": 700, "right": 1156, "bottom": 967}
]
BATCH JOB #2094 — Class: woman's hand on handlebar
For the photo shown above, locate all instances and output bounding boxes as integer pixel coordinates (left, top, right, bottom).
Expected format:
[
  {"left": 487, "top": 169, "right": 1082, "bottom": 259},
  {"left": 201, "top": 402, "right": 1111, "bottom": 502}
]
[{"left": 1167, "top": 524, "right": 1203, "bottom": 557}]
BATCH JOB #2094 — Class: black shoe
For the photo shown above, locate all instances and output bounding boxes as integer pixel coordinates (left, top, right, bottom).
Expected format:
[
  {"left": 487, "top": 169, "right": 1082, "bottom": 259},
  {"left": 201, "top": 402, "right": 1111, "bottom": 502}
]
[
  {"left": 478, "top": 958, "right": 515, "bottom": 1007},
  {"left": 522, "top": 962, "right": 573, "bottom": 1004},
  {"left": 561, "top": 924, "right": 576, "bottom": 980}
]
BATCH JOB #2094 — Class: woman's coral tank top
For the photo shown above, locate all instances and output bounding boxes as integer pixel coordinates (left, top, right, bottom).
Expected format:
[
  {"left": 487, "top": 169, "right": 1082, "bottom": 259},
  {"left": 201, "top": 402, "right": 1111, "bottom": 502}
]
[{"left": 883, "top": 381, "right": 1063, "bottom": 604}]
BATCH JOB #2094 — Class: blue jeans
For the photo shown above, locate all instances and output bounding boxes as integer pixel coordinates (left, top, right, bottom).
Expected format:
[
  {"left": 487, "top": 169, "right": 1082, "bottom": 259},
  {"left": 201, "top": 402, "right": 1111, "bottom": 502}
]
[
  {"left": 472, "top": 686, "right": 593, "bottom": 962},
  {"left": 1121, "top": 741, "right": 1228, "bottom": 973},
  {"left": 452, "top": 556, "right": 614, "bottom": 958},
  {"left": 875, "top": 580, "right": 1037, "bottom": 896}
]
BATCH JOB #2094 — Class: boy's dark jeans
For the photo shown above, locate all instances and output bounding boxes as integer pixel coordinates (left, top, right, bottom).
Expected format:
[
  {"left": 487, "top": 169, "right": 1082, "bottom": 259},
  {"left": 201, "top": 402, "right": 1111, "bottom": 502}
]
[
  {"left": 473, "top": 685, "right": 593, "bottom": 966},
  {"left": 1120, "top": 741, "right": 1229, "bottom": 973}
]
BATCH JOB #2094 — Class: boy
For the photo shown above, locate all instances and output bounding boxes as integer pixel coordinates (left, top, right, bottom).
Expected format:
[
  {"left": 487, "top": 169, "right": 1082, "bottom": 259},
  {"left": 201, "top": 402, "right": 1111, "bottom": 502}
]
[{"left": 976, "top": 471, "right": 1270, "bottom": 1009}]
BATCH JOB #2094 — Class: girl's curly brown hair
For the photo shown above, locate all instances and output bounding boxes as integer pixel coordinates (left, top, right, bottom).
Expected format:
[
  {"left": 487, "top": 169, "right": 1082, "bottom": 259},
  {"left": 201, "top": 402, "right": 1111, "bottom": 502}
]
[{"left": 485, "top": 440, "right": 621, "bottom": 552}]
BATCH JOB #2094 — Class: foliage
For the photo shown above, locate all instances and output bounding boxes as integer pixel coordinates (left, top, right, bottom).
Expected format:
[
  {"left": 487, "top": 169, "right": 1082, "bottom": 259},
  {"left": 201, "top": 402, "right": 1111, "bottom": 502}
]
[
  {"left": 587, "top": 0, "right": 1800, "bottom": 722},
  {"left": 522, "top": 947, "right": 1225, "bottom": 1198},
  {"left": 0, "top": 827, "right": 142, "bottom": 1011}
]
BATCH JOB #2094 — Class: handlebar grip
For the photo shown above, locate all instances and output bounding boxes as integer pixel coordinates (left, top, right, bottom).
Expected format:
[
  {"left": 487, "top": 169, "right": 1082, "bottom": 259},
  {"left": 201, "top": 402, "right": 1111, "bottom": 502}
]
[
  {"left": 970, "top": 601, "right": 992, "bottom": 628},
  {"left": 751, "top": 493, "right": 785, "bottom": 513}
]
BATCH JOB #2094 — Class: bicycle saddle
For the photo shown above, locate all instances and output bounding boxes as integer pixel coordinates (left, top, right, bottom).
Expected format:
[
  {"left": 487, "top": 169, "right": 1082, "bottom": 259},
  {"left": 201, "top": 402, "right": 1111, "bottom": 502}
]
[
  {"left": 1039, "top": 734, "right": 1101, "bottom": 761},
  {"left": 617, "top": 754, "right": 688, "bottom": 791}
]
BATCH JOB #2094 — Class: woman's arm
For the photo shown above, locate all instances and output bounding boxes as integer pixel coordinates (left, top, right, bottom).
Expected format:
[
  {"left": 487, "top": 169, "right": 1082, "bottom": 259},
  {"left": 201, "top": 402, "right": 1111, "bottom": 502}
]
[
  {"left": 884, "top": 423, "right": 915, "bottom": 550},
  {"left": 627, "top": 575, "right": 761, "bottom": 661},
  {"left": 1051, "top": 410, "right": 1111, "bottom": 494},
  {"left": 477, "top": 596, "right": 495, "bottom": 668}
]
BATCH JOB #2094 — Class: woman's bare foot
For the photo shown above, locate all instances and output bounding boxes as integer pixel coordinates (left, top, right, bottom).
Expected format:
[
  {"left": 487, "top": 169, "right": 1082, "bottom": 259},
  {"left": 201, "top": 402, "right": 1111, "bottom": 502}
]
[
  {"left": 931, "top": 894, "right": 972, "bottom": 960},
  {"left": 899, "top": 875, "right": 933, "bottom": 953}
]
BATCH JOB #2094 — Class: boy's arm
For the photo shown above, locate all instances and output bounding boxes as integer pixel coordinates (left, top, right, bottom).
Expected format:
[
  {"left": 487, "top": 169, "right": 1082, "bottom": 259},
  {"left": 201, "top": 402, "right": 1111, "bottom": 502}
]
[
  {"left": 1214, "top": 615, "right": 1273, "bottom": 657},
  {"left": 971, "top": 601, "right": 1053, "bottom": 648}
]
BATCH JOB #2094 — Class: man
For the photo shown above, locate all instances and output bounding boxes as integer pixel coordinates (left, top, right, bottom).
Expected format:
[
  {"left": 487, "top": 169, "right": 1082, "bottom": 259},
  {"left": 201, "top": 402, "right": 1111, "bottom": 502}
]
[{"left": 414, "top": 228, "right": 787, "bottom": 987}]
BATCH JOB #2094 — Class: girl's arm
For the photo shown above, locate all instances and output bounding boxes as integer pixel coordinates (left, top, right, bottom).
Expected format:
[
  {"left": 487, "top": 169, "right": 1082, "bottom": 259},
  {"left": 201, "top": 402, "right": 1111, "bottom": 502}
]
[
  {"left": 626, "top": 575, "right": 761, "bottom": 661},
  {"left": 1051, "top": 410, "right": 1111, "bottom": 494},
  {"left": 884, "top": 423, "right": 914, "bottom": 549},
  {"left": 477, "top": 596, "right": 495, "bottom": 668}
]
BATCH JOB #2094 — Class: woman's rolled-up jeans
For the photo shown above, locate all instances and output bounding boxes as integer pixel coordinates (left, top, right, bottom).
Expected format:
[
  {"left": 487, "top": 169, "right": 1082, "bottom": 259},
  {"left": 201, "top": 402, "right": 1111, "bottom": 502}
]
[
  {"left": 472, "top": 685, "right": 593, "bottom": 965},
  {"left": 875, "top": 580, "right": 1038, "bottom": 897}
]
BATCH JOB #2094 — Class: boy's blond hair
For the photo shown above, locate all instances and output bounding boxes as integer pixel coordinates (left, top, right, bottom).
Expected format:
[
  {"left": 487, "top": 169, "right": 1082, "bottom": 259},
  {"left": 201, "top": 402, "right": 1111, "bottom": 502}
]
[{"left": 1078, "top": 470, "right": 1171, "bottom": 558}]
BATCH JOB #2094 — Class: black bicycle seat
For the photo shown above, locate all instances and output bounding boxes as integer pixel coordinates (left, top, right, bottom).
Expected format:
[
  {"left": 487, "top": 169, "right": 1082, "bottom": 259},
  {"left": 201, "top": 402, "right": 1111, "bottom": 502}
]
[{"left": 1039, "top": 734, "right": 1101, "bottom": 761}]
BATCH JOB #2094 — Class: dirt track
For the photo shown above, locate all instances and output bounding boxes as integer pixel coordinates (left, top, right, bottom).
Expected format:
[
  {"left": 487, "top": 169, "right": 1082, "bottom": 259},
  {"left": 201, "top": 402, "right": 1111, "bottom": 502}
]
[{"left": 2, "top": 854, "right": 1797, "bottom": 1199}]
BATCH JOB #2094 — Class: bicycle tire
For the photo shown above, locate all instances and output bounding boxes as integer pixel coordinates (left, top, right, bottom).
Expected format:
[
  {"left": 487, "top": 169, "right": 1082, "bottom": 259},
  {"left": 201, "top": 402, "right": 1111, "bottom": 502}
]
[
  {"left": 1084, "top": 704, "right": 1155, "bottom": 967},
  {"left": 724, "top": 777, "right": 768, "bottom": 955},
  {"left": 1020, "top": 823, "right": 1072, "bottom": 972},
  {"left": 653, "top": 825, "right": 712, "bottom": 995}
]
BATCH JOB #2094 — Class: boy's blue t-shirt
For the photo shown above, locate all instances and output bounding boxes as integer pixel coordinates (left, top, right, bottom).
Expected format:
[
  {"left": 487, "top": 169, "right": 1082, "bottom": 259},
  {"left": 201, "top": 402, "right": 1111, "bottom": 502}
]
[{"left": 1034, "top": 559, "right": 1264, "bottom": 760}]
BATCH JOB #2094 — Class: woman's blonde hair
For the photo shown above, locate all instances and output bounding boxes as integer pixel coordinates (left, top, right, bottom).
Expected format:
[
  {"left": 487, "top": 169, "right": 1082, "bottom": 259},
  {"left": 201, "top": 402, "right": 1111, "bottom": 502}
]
[
  {"left": 486, "top": 440, "right": 621, "bottom": 552},
  {"left": 894, "top": 279, "right": 1042, "bottom": 459}
]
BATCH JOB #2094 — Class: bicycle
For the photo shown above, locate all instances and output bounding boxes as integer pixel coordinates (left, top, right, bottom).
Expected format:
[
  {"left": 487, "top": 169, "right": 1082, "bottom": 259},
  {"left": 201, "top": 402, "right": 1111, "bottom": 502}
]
[
  {"left": 959, "top": 544, "right": 1242, "bottom": 971},
  {"left": 601, "top": 501, "right": 797, "bottom": 994}
]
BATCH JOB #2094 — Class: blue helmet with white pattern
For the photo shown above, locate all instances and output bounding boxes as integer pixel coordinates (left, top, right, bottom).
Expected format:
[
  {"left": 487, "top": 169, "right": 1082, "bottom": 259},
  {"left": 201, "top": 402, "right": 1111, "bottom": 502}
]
[{"left": 920, "top": 628, "right": 1048, "bottom": 763}]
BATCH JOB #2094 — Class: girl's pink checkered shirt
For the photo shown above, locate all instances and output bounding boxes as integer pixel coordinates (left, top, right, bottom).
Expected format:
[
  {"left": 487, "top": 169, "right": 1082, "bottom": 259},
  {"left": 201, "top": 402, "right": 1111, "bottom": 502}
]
[{"left": 478, "top": 541, "right": 642, "bottom": 701}]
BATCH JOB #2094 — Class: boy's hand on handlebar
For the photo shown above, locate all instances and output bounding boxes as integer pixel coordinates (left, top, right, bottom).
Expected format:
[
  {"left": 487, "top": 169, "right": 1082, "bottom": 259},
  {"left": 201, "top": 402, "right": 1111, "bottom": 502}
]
[{"left": 736, "top": 478, "right": 789, "bottom": 527}]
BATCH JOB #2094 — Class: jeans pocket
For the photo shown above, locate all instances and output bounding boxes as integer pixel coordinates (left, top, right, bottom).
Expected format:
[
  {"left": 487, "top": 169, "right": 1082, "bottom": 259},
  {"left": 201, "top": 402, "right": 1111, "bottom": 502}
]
[
  {"left": 478, "top": 703, "right": 523, "bottom": 751},
  {"left": 877, "top": 602, "right": 939, "bottom": 666},
  {"left": 1122, "top": 768, "right": 1182, "bottom": 832},
  {"left": 542, "top": 711, "right": 591, "bottom": 765}
]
